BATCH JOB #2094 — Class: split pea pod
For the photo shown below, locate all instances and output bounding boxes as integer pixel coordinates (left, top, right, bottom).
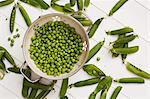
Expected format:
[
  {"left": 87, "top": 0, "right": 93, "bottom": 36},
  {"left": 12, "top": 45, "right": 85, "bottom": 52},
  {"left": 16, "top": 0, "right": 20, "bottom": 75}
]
[
  {"left": 111, "top": 46, "right": 139, "bottom": 54},
  {"left": 18, "top": 3, "right": 31, "bottom": 27},
  {"left": 86, "top": 40, "right": 105, "bottom": 63},
  {"left": 83, "top": 64, "right": 105, "bottom": 77},
  {"left": 84, "top": 0, "right": 90, "bottom": 8},
  {"left": 69, "top": 77, "right": 101, "bottom": 88},
  {"left": 35, "top": 0, "right": 49, "bottom": 9},
  {"left": 10, "top": 5, "right": 16, "bottom": 33},
  {"left": 110, "top": 86, "right": 122, "bottom": 99},
  {"left": 0, "top": 46, "right": 16, "bottom": 67},
  {"left": 121, "top": 43, "right": 128, "bottom": 63},
  {"left": 106, "top": 27, "right": 133, "bottom": 35},
  {"left": 77, "top": 0, "right": 83, "bottom": 11},
  {"left": 28, "top": 88, "right": 38, "bottom": 99},
  {"left": 59, "top": 78, "right": 68, "bottom": 98},
  {"left": 109, "top": 0, "right": 128, "bottom": 16},
  {"left": 114, "top": 77, "right": 144, "bottom": 83},
  {"left": 88, "top": 18, "right": 104, "bottom": 38},
  {"left": 20, "top": 0, "right": 41, "bottom": 8},
  {"left": 0, "top": 0, "right": 14, "bottom": 7},
  {"left": 70, "top": 0, "right": 76, "bottom": 7},
  {"left": 79, "top": 19, "right": 92, "bottom": 26},
  {"left": 126, "top": 62, "right": 150, "bottom": 79},
  {"left": 89, "top": 76, "right": 112, "bottom": 99}
]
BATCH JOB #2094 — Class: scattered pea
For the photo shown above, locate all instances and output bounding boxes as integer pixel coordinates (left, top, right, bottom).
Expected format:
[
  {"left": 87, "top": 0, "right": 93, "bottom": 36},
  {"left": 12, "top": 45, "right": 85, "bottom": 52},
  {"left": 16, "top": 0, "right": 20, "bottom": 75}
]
[{"left": 96, "top": 57, "right": 100, "bottom": 61}]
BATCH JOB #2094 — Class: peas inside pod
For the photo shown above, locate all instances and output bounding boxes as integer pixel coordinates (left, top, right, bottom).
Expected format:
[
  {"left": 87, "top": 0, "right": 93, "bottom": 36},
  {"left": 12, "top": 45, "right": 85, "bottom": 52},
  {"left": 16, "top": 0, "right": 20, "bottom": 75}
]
[{"left": 29, "top": 21, "right": 83, "bottom": 76}]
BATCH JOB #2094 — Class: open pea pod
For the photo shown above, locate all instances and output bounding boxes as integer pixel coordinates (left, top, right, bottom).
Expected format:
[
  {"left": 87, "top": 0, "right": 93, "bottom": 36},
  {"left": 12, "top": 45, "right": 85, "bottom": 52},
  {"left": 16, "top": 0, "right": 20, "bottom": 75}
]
[
  {"left": 0, "top": 0, "right": 14, "bottom": 7},
  {"left": 83, "top": 64, "right": 105, "bottom": 77}
]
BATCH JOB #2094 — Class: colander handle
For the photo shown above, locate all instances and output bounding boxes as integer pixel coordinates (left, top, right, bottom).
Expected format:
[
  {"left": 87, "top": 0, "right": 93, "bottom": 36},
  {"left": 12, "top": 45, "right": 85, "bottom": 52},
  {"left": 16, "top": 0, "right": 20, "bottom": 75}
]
[{"left": 20, "top": 62, "right": 40, "bottom": 83}]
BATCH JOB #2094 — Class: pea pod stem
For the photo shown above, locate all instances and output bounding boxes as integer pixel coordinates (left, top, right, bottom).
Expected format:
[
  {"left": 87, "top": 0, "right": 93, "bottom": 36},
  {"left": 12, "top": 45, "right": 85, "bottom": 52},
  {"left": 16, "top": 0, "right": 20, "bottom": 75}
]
[
  {"left": 126, "top": 62, "right": 150, "bottom": 79},
  {"left": 110, "top": 86, "right": 122, "bottom": 99},
  {"left": 109, "top": 0, "right": 128, "bottom": 16},
  {"left": 0, "top": 0, "right": 14, "bottom": 7},
  {"left": 88, "top": 18, "right": 104, "bottom": 38},
  {"left": 18, "top": 3, "right": 32, "bottom": 27},
  {"left": 86, "top": 40, "right": 105, "bottom": 63},
  {"left": 114, "top": 77, "right": 144, "bottom": 83},
  {"left": 106, "top": 27, "right": 133, "bottom": 35},
  {"left": 59, "top": 78, "right": 69, "bottom": 98},
  {"left": 10, "top": 5, "right": 16, "bottom": 33},
  {"left": 111, "top": 46, "right": 139, "bottom": 54},
  {"left": 69, "top": 77, "right": 101, "bottom": 88}
]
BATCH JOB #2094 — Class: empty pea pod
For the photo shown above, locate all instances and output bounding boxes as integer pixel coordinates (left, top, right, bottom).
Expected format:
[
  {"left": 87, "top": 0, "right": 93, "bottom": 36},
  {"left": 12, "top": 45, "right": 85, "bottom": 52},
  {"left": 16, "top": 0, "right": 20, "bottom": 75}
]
[
  {"left": 0, "top": 0, "right": 14, "bottom": 7},
  {"left": 106, "top": 27, "right": 133, "bottom": 35},
  {"left": 10, "top": 5, "right": 16, "bottom": 33},
  {"left": 0, "top": 61, "right": 6, "bottom": 72},
  {"left": 114, "top": 77, "right": 144, "bottom": 83},
  {"left": 126, "top": 62, "right": 150, "bottom": 79},
  {"left": 109, "top": 0, "right": 128, "bottom": 16},
  {"left": 20, "top": 0, "right": 41, "bottom": 8},
  {"left": 51, "top": 3, "right": 64, "bottom": 12},
  {"left": 77, "top": 0, "right": 83, "bottom": 11},
  {"left": 0, "top": 50, "right": 5, "bottom": 60},
  {"left": 79, "top": 19, "right": 92, "bottom": 26},
  {"left": 0, "top": 46, "right": 16, "bottom": 67},
  {"left": 110, "top": 46, "right": 139, "bottom": 54},
  {"left": 84, "top": 0, "right": 90, "bottom": 8},
  {"left": 70, "top": 0, "right": 76, "bottom": 6},
  {"left": 73, "top": 15, "right": 86, "bottom": 21},
  {"left": 121, "top": 43, "right": 128, "bottom": 63},
  {"left": 86, "top": 40, "right": 105, "bottom": 63},
  {"left": 83, "top": 64, "right": 105, "bottom": 77},
  {"left": 110, "top": 86, "right": 122, "bottom": 99},
  {"left": 35, "top": 0, "right": 49, "bottom": 10},
  {"left": 18, "top": 3, "right": 31, "bottom": 27},
  {"left": 69, "top": 77, "right": 101, "bottom": 88},
  {"left": 63, "top": 3, "right": 75, "bottom": 14},
  {"left": 59, "top": 78, "right": 68, "bottom": 98},
  {"left": 28, "top": 88, "right": 38, "bottom": 99},
  {"left": 88, "top": 18, "right": 104, "bottom": 38}
]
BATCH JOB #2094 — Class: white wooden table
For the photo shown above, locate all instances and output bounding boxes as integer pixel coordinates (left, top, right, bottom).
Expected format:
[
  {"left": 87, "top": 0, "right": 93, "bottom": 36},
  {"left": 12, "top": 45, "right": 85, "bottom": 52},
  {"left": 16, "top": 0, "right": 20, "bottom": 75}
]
[{"left": 0, "top": 0, "right": 150, "bottom": 99}]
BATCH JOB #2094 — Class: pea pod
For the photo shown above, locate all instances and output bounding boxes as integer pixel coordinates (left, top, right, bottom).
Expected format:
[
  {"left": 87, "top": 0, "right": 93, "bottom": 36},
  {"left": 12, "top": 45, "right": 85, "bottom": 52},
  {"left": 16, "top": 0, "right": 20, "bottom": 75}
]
[
  {"left": 83, "top": 64, "right": 105, "bottom": 77},
  {"left": 22, "top": 70, "right": 31, "bottom": 98},
  {"left": 0, "top": 46, "right": 16, "bottom": 67},
  {"left": 20, "top": 0, "right": 41, "bottom": 8},
  {"left": 109, "top": 0, "right": 128, "bottom": 16},
  {"left": 28, "top": 89, "right": 38, "bottom": 99},
  {"left": 77, "top": 0, "right": 83, "bottom": 11},
  {"left": 73, "top": 15, "right": 86, "bottom": 21},
  {"left": 111, "top": 46, "right": 139, "bottom": 54},
  {"left": 88, "top": 18, "right": 104, "bottom": 38},
  {"left": 69, "top": 77, "right": 101, "bottom": 88},
  {"left": 79, "top": 19, "right": 92, "bottom": 26},
  {"left": 70, "top": 0, "right": 76, "bottom": 6},
  {"left": 18, "top": 3, "right": 31, "bottom": 27},
  {"left": 121, "top": 43, "right": 128, "bottom": 63},
  {"left": 59, "top": 78, "right": 68, "bottom": 98},
  {"left": 60, "top": 96, "right": 68, "bottom": 99},
  {"left": 51, "top": 3, "right": 64, "bottom": 12},
  {"left": 0, "top": 50, "right": 5, "bottom": 60},
  {"left": 10, "top": 5, "right": 16, "bottom": 33},
  {"left": 7, "top": 67, "right": 30, "bottom": 74},
  {"left": 63, "top": 3, "right": 75, "bottom": 14},
  {"left": 114, "top": 77, "right": 144, "bottom": 83},
  {"left": 89, "top": 76, "right": 112, "bottom": 99},
  {"left": 110, "top": 86, "right": 122, "bottom": 99},
  {"left": 84, "top": 0, "right": 90, "bottom": 8},
  {"left": 35, "top": 0, "right": 49, "bottom": 9},
  {"left": 126, "top": 62, "right": 150, "bottom": 79},
  {"left": 86, "top": 40, "right": 105, "bottom": 63},
  {"left": 0, "top": 0, "right": 14, "bottom": 7},
  {"left": 106, "top": 27, "right": 133, "bottom": 35},
  {"left": 0, "top": 61, "right": 6, "bottom": 72}
]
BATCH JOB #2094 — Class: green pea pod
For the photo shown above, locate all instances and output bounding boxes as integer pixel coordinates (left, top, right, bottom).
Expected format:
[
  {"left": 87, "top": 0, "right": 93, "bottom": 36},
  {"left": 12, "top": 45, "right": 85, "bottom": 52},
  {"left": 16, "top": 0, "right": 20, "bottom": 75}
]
[
  {"left": 10, "top": 5, "right": 16, "bottom": 33},
  {"left": 109, "top": 0, "right": 128, "bottom": 16},
  {"left": 20, "top": 0, "right": 41, "bottom": 8},
  {"left": 63, "top": 3, "right": 75, "bottom": 14},
  {"left": 86, "top": 40, "right": 105, "bottom": 63},
  {"left": 84, "top": 0, "right": 90, "bottom": 8},
  {"left": 126, "top": 62, "right": 150, "bottom": 79},
  {"left": 35, "top": 0, "right": 49, "bottom": 9},
  {"left": 70, "top": 0, "right": 75, "bottom": 6},
  {"left": 73, "top": 15, "right": 86, "bottom": 21},
  {"left": 83, "top": 64, "right": 105, "bottom": 77},
  {"left": 110, "top": 86, "right": 122, "bottom": 99},
  {"left": 106, "top": 27, "right": 133, "bottom": 35},
  {"left": 114, "top": 77, "right": 144, "bottom": 83},
  {"left": 77, "top": 0, "right": 83, "bottom": 11},
  {"left": 35, "top": 81, "right": 56, "bottom": 99},
  {"left": 18, "top": 3, "right": 31, "bottom": 27},
  {"left": 59, "top": 78, "right": 68, "bottom": 98},
  {"left": 79, "top": 19, "right": 92, "bottom": 26},
  {"left": 28, "top": 88, "right": 38, "bottom": 99},
  {"left": 0, "top": 0, "right": 14, "bottom": 7},
  {"left": 60, "top": 96, "right": 68, "bottom": 99},
  {"left": 22, "top": 70, "right": 31, "bottom": 98},
  {"left": 51, "top": 3, "right": 64, "bottom": 12},
  {"left": 89, "top": 76, "right": 112, "bottom": 99},
  {"left": 88, "top": 18, "right": 104, "bottom": 38},
  {"left": 0, "top": 61, "right": 6, "bottom": 72},
  {"left": 7, "top": 67, "right": 30, "bottom": 74},
  {"left": 100, "top": 89, "right": 107, "bottom": 99},
  {"left": 69, "top": 77, "right": 101, "bottom": 88},
  {"left": 0, "top": 50, "right": 5, "bottom": 60},
  {"left": 110, "top": 46, "right": 139, "bottom": 54},
  {"left": 0, "top": 46, "right": 16, "bottom": 67},
  {"left": 121, "top": 43, "right": 128, "bottom": 63}
]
